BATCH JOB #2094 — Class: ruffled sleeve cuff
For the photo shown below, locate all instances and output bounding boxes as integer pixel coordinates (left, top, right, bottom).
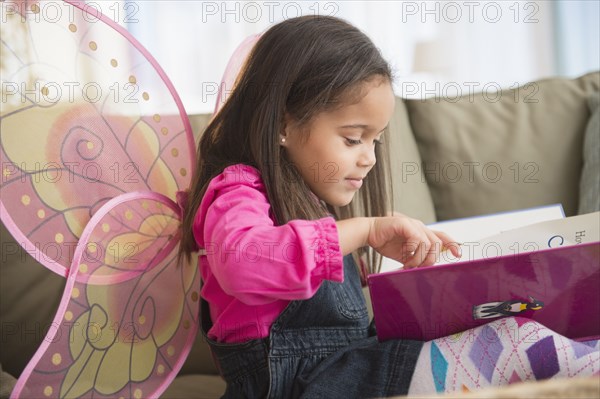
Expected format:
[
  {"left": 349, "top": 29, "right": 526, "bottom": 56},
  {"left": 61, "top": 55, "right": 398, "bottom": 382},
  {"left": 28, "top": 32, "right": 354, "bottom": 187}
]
[{"left": 314, "top": 217, "right": 344, "bottom": 283}]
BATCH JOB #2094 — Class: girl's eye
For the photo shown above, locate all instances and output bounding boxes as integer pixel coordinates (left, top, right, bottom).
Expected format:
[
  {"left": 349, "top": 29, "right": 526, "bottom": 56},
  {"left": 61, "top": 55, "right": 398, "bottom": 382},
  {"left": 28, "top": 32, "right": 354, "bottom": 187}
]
[
  {"left": 344, "top": 137, "right": 383, "bottom": 146},
  {"left": 345, "top": 138, "right": 362, "bottom": 145}
]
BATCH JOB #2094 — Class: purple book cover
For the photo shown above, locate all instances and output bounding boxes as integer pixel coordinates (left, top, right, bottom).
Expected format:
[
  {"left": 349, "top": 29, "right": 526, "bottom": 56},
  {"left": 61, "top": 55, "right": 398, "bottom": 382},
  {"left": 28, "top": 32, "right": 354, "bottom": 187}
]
[{"left": 368, "top": 241, "right": 600, "bottom": 342}]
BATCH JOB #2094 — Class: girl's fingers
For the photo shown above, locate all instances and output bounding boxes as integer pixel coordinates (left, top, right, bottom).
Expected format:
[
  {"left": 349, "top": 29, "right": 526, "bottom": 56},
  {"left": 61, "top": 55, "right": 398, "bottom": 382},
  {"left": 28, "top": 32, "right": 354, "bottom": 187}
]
[
  {"left": 408, "top": 241, "right": 428, "bottom": 268},
  {"left": 403, "top": 230, "right": 459, "bottom": 268},
  {"left": 403, "top": 236, "right": 432, "bottom": 268},
  {"left": 399, "top": 240, "right": 420, "bottom": 266},
  {"left": 422, "top": 229, "right": 444, "bottom": 266},
  {"left": 394, "top": 230, "right": 420, "bottom": 267},
  {"left": 409, "top": 230, "right": 443, "bottom": 268},
  {"left": 381, "top": 218, "right": 461, "bottom": 268},
  {"left": 432, "top": 230, "right": 462, "bottom": 258},
  {"left": 415, "top": 244, "right": 437, "bottom": 268}
]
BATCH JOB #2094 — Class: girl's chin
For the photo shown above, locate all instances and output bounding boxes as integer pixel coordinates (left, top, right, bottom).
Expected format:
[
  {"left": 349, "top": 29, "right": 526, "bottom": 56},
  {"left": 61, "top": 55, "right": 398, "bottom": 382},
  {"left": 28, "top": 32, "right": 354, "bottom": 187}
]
[{"left": 323, "top": 195, "right": 355, "bottom": 208}]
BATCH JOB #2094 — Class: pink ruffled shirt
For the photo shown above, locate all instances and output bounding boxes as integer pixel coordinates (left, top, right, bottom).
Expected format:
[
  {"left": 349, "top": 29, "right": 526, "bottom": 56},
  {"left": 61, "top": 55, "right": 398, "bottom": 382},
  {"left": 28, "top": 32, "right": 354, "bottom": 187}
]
[{"left": 192, "top": 164, "right": 344, "bottom": 343}]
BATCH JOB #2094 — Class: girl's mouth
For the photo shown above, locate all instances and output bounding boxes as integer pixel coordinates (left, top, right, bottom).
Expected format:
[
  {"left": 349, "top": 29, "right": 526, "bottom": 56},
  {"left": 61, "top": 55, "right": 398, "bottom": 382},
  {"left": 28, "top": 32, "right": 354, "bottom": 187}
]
[{"left": 345, "top": 178, "right": 363, "bottom": 189}]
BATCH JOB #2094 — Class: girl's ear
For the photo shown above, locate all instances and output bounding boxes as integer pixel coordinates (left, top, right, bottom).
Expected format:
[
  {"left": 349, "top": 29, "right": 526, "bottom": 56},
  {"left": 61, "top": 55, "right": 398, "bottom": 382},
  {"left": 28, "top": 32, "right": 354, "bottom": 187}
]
[{"left": 280, "top": 113, "right": 293, "bottom": 146}]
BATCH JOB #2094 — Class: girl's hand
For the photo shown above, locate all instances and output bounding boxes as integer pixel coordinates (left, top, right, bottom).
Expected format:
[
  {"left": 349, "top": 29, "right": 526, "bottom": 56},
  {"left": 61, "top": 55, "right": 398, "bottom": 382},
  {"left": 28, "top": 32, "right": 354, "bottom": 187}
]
[{"left": 367, "top": 214, "right": 461, "bottom": 268}]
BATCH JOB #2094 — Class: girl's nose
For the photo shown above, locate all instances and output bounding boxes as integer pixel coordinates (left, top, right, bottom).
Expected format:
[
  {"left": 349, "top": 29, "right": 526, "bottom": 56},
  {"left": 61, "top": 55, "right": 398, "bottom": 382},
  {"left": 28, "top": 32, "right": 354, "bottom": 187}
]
[{"left": 358, "top": 145, "right": 377, "bottom": 167}]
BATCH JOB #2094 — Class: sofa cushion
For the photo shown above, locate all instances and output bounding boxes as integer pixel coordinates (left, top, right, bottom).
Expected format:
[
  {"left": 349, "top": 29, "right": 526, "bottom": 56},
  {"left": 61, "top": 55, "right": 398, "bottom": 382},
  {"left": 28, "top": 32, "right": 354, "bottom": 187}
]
[
  {"left": 578, "top": 91, "right": 600, "bottom": 214},
  {"left": 406, "top": 71, "right": 600, "bottom": 220},
  {"left": 388, "top": 99, "right": 437, "bottom": 223},
  {"left": 0, "top": 221, "right": 65, "bottom": 377},
  {"left": 0, "top": 363, "right": 18, "bottom": 399},
  {"left": 187, "top": 113, "right": 213, "bottom": 144},
  {"left": 160, "top": 374, "right": 226, "bottom": 399}
]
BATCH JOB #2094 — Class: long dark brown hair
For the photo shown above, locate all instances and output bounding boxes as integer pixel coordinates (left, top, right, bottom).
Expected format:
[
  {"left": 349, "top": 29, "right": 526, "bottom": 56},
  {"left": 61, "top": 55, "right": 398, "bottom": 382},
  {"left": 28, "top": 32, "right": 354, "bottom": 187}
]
[{"left": 179, "top": 15, "right": 394, "bottom": 276}]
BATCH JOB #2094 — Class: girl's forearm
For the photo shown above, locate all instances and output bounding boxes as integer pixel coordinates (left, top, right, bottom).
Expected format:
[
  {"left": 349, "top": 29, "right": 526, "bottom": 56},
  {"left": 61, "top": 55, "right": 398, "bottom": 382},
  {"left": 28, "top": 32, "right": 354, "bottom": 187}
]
[{"left": 335, "top": 217, "right": 373, "bottom": 256}]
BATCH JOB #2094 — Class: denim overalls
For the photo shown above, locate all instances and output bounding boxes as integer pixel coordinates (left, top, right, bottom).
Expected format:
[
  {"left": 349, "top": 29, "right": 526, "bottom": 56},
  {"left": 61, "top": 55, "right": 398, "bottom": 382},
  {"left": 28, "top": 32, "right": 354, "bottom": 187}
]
[{"left": 200, "top": 255, "right": 423, "bottom": 398}]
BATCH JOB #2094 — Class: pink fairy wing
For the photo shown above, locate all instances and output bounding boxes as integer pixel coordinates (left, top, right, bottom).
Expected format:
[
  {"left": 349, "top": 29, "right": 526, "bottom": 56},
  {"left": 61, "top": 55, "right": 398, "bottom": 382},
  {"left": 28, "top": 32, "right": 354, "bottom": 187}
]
[
  {"left": 0, "top": 0, "right": 195, "bottom": 276},
  {"left": 214, "top": 34, "right": 262, "bottom": 114},
  {"left": 11, "top": 192, "right": 200, "bottom": 399}
]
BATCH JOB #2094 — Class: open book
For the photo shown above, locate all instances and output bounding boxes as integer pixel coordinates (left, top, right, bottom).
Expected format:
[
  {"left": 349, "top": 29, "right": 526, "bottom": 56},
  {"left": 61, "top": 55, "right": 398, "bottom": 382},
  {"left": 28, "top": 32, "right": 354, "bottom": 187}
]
[
  {"left": 381, "top": 204, "right": 599, "bottom": 271},
  {"left": 369, "top": 205, "right": 600, "bottom": 341}
]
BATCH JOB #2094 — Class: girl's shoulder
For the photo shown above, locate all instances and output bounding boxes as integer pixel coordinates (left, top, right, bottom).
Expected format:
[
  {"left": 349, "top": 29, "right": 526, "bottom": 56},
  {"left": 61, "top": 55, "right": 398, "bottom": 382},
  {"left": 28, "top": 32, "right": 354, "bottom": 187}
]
[
  {"left": 208, "top": 163, "right": 264, "bottom": 192},
  {"left": 193, "top": 163, "right": 269, "bottom": 243},
  {"left": 199, "top": 164, "right": 268, "bottom": 208}
]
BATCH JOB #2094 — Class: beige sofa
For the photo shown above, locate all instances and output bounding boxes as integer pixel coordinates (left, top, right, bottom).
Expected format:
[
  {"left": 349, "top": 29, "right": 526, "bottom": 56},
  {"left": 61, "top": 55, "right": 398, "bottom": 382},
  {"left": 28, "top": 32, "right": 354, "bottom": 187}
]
[{"left": 1, "top": 71, "right": 598, "bottom": 399}]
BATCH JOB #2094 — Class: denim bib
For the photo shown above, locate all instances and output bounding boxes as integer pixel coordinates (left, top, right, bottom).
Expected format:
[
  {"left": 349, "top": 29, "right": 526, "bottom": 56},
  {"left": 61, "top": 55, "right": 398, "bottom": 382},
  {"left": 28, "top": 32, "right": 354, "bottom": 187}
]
[{"left": 200, "top": 255, "right": 423, "bottom": 398}]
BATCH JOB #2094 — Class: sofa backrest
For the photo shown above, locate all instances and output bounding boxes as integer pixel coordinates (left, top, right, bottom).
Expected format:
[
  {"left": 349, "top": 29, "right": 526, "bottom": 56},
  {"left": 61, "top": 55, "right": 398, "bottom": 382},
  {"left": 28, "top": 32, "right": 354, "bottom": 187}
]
[
  {"left": 0, "top": 222, "right": 66, "bottom": 377},
  {"left": 405, "top": 71, "right": 600, "bottom": 220}
]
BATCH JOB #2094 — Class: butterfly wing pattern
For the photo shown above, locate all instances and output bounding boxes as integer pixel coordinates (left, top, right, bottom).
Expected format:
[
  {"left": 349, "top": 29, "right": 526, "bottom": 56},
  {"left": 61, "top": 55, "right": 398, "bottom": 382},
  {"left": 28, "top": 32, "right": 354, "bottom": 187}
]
[
  {"left": 11, "top": 193, "right": 200, "bottom": 399},
  {"left": 1, "top": 1, "right": 198, "bottom": 397},
  {"left": 213, "top": 33, "right": 262, "bottom": 114}
]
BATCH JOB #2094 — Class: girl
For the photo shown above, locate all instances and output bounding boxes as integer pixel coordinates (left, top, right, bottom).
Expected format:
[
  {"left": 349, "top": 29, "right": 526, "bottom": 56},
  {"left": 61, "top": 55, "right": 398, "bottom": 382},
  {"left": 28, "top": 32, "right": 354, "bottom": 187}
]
[{"left": 180, "top": 15, "right": 599, "bottom": 398}]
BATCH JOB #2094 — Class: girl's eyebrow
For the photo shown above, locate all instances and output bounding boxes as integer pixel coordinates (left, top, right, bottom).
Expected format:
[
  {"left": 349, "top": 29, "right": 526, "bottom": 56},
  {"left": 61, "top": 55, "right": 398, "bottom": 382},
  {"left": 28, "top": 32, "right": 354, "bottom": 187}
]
[
  {"left": 338, "top": 124, "right": 388, "bottom": 133},
  {"left": 339, "top": 124, "right": 369, "bottom": 129}
]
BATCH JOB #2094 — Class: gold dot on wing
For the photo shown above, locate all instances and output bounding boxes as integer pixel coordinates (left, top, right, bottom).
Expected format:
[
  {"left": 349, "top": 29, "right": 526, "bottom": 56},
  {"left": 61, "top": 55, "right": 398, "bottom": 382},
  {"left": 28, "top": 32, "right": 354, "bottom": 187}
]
[
  {"left": 167, "top": 345, "right": 175, "bottom": 356},
  {"left": 52, "top": 353, "right": 62, "bottom": 365},
  {"left": 88, "top": 242, "right": 98, "bottom": 253}
]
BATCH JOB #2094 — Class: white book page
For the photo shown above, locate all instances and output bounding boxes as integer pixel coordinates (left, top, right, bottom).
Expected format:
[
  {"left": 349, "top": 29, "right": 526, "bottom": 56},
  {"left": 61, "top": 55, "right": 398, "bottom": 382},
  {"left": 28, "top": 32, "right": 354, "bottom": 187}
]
[
  {"left": 426, "top": 204, "right": 565, "bottom": 243},
  {"left": 380, "top": 204, "right": 565, "bottom": 273},
  {"left": 444, "top": 211, "right": 600, "bottom": 265}
]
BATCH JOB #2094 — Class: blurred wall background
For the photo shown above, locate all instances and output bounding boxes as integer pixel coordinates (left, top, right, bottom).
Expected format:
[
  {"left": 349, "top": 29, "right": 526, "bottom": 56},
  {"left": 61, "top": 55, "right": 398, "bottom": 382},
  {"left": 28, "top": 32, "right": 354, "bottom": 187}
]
[{"left": 105, "top": 0, "right": 598, "bottom": 113}]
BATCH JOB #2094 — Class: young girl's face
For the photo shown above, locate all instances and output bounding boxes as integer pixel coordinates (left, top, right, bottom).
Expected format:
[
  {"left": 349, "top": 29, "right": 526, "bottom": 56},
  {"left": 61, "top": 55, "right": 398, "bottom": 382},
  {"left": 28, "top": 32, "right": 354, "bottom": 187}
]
[{"left": 282, "top": 77, "right": 395, "bottom": 207}]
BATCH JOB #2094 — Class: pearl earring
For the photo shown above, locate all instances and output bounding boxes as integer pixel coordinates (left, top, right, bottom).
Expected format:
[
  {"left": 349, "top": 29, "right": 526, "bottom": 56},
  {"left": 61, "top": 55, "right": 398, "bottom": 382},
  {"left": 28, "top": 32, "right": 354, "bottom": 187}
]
[{"left": 281, "top": 137, "right": 286, "bottom": 144}]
